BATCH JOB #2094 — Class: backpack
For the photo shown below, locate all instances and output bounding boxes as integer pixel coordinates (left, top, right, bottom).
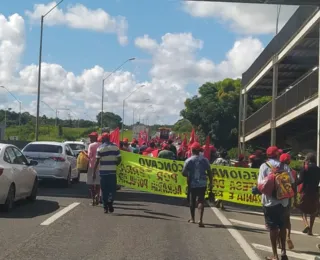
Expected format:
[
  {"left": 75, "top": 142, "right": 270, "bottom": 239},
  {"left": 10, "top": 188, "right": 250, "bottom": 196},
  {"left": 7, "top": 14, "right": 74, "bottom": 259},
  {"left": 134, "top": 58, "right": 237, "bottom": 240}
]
[
  {"left": 257, "top": 166, "right": 276, "bottom": 197},
  {"left": 266, "top": 162, "right": 294, "bottom": 200}
]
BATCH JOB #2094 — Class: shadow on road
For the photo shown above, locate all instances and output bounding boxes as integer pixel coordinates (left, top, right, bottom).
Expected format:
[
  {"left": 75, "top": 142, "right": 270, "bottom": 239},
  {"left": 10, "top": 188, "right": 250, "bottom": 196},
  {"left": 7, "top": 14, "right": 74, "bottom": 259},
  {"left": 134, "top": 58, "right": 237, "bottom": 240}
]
[
  {"left": 0, "top": 199, "right": 59, "bottom": 219},
  {"left": 144, "top": 210, "right": 181, "bottom": 219},
  {"left": 116, "top": 190, "right": 187, "bottom": 207},
  {"left": 38, "top": 180, "right": 89, "bottom": 199},
  {"left": 114, "top": 202, "right": 146, "bottom": 207},
  {"left": 113, "top": 213, "right": 171, "bottom": 221},
  {"left": 205, "top": 223, "right": 266, "bottom": 234}
]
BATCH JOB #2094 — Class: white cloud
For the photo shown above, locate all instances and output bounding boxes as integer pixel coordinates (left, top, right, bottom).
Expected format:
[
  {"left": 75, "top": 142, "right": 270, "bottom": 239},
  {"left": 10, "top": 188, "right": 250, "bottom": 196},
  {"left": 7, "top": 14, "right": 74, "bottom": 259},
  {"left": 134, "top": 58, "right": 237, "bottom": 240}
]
[
  {"left": 1, "top": 12, "right": 264, "bottom": 125},
  {"left": 135, "top": 33, "right": 263, "bottom": 84},
  {"left": 0, "top": 13, "right": 25, "bottom": 82},
  {"left": 183, "top": 2, "right": 298, "bottom": 35},
  {"left": 25, "top": 2, "right": 128, "bottom": 45}
]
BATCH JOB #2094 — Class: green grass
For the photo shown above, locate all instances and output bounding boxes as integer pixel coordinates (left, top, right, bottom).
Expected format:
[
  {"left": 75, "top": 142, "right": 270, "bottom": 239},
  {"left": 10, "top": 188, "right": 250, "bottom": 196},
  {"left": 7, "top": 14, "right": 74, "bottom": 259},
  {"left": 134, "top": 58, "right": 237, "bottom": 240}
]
[{"left": 5, "top": 125, "right": 98, "bottom": 141}]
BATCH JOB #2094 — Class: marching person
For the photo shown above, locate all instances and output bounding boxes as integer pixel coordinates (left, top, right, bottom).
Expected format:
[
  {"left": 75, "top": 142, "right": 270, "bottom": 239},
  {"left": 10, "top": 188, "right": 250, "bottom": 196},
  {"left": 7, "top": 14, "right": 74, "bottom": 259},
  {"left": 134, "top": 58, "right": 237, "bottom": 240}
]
[
  {"left": 94, "top": 132, "right": 122, "bottom": 214},
  {"left": 258, "top": 146, "right": 294, "bottom": 260},
  {"left": 296, "top": 153, "right": 320, "bottom": 236},
  {"left": 86, "top": 132, "right": 101, "bottom": 206},
  {"left": 182, "top": 142, "right": 212, "bottom": 227}
]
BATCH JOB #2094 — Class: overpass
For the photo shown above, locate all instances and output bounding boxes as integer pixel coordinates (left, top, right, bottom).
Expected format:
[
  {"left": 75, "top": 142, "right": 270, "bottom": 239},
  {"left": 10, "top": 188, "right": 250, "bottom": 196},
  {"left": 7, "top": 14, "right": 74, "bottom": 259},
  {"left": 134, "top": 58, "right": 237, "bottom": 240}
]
[
  {"left": 185, "top": 0, "right": 320, "bottom": 5},
  {"left": 238, "top": 6, "right": 320, "bottom": 162}
]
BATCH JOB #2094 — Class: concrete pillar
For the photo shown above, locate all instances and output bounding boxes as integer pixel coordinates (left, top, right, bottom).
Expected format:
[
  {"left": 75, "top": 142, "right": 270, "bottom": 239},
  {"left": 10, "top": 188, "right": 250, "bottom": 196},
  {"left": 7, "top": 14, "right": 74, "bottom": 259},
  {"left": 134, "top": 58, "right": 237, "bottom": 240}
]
[
  {"left": 238, "top": 92, "right": 243, "bottom": 155},
  {"left": 271, "top": 55, "right": 278, "bottom": 146},
  {"left": 317, "top": 24, "right": 320, "bottom": 165},
  {"left": 242, "top": 93, "right": 248, "bottom": 153}
]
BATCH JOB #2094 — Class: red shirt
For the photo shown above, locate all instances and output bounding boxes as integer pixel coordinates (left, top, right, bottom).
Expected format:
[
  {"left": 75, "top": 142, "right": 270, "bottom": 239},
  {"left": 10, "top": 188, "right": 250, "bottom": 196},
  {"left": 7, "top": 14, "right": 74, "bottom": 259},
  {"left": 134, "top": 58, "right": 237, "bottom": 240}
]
[
  {"left": 235, "top": 161, "right": 249, "bottom": 168},
  {"left": 142, "top": 147, "right": 156, "bottom": 156}
]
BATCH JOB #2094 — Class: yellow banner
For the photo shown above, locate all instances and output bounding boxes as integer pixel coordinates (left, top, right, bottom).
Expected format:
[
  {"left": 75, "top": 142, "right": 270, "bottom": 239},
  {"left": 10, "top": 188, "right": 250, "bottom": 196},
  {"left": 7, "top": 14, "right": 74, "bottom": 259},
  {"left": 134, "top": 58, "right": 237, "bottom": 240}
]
[{"left": 117, "top": 151, "right": 263, "bottom": 207}]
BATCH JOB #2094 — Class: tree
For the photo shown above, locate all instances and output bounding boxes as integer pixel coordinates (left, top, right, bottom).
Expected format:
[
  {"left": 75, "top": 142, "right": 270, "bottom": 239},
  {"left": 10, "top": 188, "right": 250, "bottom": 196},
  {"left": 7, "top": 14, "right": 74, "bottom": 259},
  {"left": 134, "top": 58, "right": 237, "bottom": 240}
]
[
  {"left": 96, "top": 112, "right": 122, "bottom": 129},
  {"left": 173, "top": 119, "right": 192, "bottom": 133},
  {"left": 180, "top": 78, "right": 272, "bottom": 149}
]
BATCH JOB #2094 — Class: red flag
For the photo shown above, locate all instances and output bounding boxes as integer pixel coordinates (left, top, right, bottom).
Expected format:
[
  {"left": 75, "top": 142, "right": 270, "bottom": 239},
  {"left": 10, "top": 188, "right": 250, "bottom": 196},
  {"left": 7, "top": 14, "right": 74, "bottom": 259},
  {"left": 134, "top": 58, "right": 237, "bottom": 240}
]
[
  {"left": 203, "top": 136, "right": 211, "bottom": 160},
  {"left": 189, "top": 128, "right": 195, "bottom": 146},
  {"left": 110, "top": 128, "right": 120, "bottom": 147},
  {"left": 138, "top": 130, "right": 148, "bottom": 146},
  {"left": 177, "top": 134, "right": 188, "bottom": 159}
]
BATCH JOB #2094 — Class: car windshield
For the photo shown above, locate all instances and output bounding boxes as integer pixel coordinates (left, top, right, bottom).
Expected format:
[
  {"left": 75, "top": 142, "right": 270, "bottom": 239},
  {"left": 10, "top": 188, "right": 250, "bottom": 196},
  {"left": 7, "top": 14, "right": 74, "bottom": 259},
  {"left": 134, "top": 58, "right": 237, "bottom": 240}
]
[
  {"left": 68, "top": 144, "right": 85, "bottom": 150},
  {"left": 24, "top": 144, "right": 63, "bottom": 153}
]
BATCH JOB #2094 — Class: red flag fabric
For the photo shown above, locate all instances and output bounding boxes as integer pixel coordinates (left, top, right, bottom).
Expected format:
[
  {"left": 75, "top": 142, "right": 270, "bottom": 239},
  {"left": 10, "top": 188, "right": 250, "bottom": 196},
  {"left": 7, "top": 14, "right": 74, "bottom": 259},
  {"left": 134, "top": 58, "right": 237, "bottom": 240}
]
[
  {"left": 203, "top": 136, "right": 211, "bottom": 160},
  {"left": 177, "top": 134, "right": 188, "bottom": 159},
  {"left": 110, "top": 128, "right": 120, "bottom": 147},
  {"left": 138, "top": 130, "right": 148, "bottom": 146},
  {"left": 189, "top": 128, "right": 195, "bottom": 146}
]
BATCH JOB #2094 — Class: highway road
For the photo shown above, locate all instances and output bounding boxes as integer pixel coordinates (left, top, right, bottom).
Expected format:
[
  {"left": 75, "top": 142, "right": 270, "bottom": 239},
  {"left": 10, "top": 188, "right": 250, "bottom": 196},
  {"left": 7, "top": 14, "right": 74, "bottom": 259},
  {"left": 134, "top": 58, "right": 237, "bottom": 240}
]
[{"left": 1, "top": 174, "right": 320, "bottom": 260}]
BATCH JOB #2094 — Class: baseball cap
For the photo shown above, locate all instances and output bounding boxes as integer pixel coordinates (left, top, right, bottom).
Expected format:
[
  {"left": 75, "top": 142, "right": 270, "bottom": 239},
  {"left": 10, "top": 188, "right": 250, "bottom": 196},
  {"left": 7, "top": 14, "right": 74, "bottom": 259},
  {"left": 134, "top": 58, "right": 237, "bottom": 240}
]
[
  {"left": 123, "top": 138, "right": 129, "bottom": 143},
  {"left": 88, "top": 132, "right": 98, "bottom": 137},
  {"left": 266, "top": 146, "right": 278, "bottom": 157},
  {"left": 191, "top": 142, "right": 201, "bottom": 150},
  {"left": 280, "top": 153, "right": 291, "bottom": 163},
  {"left": 249, "top": 154, "right": 256, "bottom": 159}
]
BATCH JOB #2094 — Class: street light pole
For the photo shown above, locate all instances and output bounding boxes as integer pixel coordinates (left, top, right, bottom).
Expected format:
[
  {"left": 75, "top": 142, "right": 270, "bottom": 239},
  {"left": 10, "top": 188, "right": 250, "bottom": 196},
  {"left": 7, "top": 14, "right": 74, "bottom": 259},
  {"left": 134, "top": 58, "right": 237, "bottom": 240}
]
[
  {"left": 101, "top": 57, "right": 135, "bottom": 130},
  {"left": 121, "top": 85, "right": 145, "bottom": 139},
  {"left": 35, "top": 0, "right": 64, "bottom": 141},
  {"left": 1, "top": 86, "right": 22, "bottom": 139}
]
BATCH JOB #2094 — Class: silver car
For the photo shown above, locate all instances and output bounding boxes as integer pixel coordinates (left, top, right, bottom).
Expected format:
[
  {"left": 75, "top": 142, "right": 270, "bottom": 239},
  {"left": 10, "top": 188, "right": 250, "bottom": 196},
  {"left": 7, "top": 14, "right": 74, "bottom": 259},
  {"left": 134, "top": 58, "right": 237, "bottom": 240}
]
[{"left": 22, "top": 141, "right": 79, "bottom": 187}]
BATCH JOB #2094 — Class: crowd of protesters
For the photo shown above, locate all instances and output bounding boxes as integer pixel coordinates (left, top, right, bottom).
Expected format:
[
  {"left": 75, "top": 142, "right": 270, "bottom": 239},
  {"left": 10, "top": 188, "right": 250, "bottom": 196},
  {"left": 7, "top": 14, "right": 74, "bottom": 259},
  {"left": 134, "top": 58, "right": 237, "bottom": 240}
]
[{"left": 84, "top": 129, "right": 320, "bottom": 256}]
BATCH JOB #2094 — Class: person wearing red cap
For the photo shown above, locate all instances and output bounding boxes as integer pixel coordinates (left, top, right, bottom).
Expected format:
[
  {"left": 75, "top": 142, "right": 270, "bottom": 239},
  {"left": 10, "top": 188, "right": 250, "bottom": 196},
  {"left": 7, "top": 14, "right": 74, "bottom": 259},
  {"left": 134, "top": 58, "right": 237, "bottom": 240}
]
[
  {"left": 182, "top": 142, "right": 212, "bottom": 227},
  {"left": 93, "top": 132, "right": 121, "bottom": 214},
  {"left": 234, "top": 154, "right": 249, "bottom": 168},
  {"left": 86, "top": 132, "right": 101, "bottom": 206},
  {"left": 257, "top": 146, "right": 294, "bottom": 260},
  {"left": 158, "top": 143, "right": 175, "bottom": 160},
  {"left": 278, "top": 153, "right": 296, "bottom": 250},
  {"left": 251, "top": 150, "right": 264, "bottom": 169}
]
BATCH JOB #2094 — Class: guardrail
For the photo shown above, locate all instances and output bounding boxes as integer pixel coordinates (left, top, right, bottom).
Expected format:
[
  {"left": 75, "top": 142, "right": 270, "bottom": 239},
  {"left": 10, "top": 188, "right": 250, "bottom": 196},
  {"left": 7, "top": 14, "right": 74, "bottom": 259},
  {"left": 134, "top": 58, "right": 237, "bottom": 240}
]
[{"left": 244, "top": 69, "right": 319, "bottom": 135}]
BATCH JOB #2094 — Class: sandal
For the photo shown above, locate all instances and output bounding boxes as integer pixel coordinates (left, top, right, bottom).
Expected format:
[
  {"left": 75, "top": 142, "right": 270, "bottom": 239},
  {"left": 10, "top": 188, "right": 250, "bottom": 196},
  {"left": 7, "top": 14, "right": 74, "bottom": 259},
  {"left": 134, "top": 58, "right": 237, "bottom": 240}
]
[
  {"left": 287, "top": 239, "right": 294, "bottom": 250},
  {"left": 188, "top": 219, "right": 195, "bottom": 223},
  {"left": 265, "top": 257, "right": 277, "bottom": 260},
  {"left": 198, "top": 222, "right": 205, "bottom": 228},
  {"left": 302, "top": 226, "right": 310, "bottom": 233}
]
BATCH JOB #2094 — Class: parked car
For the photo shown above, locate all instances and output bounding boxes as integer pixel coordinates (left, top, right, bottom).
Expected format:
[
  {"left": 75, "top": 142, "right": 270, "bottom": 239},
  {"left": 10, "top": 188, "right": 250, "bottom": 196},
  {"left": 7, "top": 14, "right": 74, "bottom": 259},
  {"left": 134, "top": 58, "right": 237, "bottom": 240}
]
[
  {"left": 22, "top": 141, "right": 79, "bottom": 186},
  {"left": 0, "top": 143, "right": 38, "bottom": 212},
  {"left": 64, "top": 141, "right": 88, "bottom": 157}
]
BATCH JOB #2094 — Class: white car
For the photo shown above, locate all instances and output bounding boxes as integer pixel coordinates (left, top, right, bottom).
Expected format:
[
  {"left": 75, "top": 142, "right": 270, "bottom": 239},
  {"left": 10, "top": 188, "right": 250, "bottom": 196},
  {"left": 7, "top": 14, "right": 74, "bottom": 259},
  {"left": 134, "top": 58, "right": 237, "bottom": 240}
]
[
  {"left": 64, "top": 141, "right": 88, "bottom": 157},
  {"left": 22, "top": 141, "right": 79, "bottom": 186},
  {"left": 0, "top": 143, "right": 38, "bottom": 212}
]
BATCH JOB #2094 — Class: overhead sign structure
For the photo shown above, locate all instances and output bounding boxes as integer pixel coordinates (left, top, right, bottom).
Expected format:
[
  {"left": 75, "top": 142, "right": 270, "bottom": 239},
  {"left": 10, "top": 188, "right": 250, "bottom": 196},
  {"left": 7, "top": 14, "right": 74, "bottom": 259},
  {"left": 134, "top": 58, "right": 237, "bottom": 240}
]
[{"left": 185, "top": 0, "right": 320, "bottom": 5}]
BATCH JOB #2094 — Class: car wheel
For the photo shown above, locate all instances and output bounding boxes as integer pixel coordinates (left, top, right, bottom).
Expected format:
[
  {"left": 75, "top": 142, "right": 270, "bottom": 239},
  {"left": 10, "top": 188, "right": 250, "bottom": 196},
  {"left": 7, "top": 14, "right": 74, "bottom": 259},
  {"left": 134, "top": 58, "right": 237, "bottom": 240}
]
[
  {"left": 73, "top": 170, "right": 80, "bottom": 183},
  {"left": 1, "top": 184, "right": 15, "bottom": 212},
  {"left": 27, "top": 178, "right": 38, "bottom": 202},
  {"left": 63, "top": 170, "right": 72, "bottom": 188}
]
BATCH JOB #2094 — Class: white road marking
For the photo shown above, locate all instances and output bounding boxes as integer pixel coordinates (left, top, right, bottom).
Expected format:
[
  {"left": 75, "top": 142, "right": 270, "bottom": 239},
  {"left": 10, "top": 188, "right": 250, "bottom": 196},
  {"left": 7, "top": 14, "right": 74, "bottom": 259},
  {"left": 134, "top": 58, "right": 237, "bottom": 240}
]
[
  {"left": 41, "top": 202, "right": 80, "bottom": 226},
  {"left": 252, "top": 243, "right": 318, "bottom": 260},
  {"left": 208, "top": 202, "right": 261, "bottom": 260},
  {"left": 229, "top": 219, "right": 320, "bottom": 238},
  {"left": 226, "top": 208, "right": 320, "bottom": 223}
]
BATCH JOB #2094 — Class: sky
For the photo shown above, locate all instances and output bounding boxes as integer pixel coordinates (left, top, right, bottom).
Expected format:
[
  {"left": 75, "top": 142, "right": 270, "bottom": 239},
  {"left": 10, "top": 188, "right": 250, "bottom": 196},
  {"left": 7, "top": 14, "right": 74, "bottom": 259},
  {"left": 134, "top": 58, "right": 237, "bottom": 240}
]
[{"left": 0, "top": 0, "right": 298, "bottom": 125}]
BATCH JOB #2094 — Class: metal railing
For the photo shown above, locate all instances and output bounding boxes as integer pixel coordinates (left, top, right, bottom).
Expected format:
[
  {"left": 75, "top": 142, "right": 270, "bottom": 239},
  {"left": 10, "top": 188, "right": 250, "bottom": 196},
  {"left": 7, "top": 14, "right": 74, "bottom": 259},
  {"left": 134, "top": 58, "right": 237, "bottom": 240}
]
[{"left": 244, "top": 68, "right": 319, "bottom": 135}]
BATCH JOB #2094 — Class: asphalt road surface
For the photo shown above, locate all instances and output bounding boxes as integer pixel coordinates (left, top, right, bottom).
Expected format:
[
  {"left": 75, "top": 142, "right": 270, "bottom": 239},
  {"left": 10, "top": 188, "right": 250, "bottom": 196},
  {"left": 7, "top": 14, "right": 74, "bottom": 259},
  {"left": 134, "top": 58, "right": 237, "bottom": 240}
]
[{"left": 1, "top": 174, "right": 320, "bottom": 260}]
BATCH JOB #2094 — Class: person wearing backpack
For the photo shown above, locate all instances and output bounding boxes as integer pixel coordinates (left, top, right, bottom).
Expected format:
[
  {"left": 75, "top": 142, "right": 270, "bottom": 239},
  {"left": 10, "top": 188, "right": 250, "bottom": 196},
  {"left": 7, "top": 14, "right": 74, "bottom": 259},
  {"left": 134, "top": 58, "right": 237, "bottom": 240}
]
[
  {"left": 277, "top": 153, "right": 297, "bottom": 250},
  {"left": 257, "top": 146, "right": 295, "bottom": 260}
]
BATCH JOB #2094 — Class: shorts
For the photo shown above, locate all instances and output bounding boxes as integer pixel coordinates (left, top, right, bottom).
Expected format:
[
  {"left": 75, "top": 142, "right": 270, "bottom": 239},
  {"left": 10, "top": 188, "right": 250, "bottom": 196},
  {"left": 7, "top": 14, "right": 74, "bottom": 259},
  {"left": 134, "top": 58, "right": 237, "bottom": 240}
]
[
  {"left": 190, "top": 187, "right": 206, "bottom": 203},
  {"left": 86, "top": 167, "right": 100, "bottom": 185},
  {"left": 263, "top": 204, "right": 286, "bottom": 230}
]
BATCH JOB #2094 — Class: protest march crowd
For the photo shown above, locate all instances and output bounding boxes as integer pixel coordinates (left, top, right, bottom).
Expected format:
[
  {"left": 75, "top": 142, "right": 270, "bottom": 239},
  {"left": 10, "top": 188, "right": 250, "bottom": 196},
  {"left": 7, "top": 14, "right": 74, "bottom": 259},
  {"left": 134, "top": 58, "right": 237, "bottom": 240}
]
[{"left": 77, "top": 127, "right": 320, "bottom": 260}]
